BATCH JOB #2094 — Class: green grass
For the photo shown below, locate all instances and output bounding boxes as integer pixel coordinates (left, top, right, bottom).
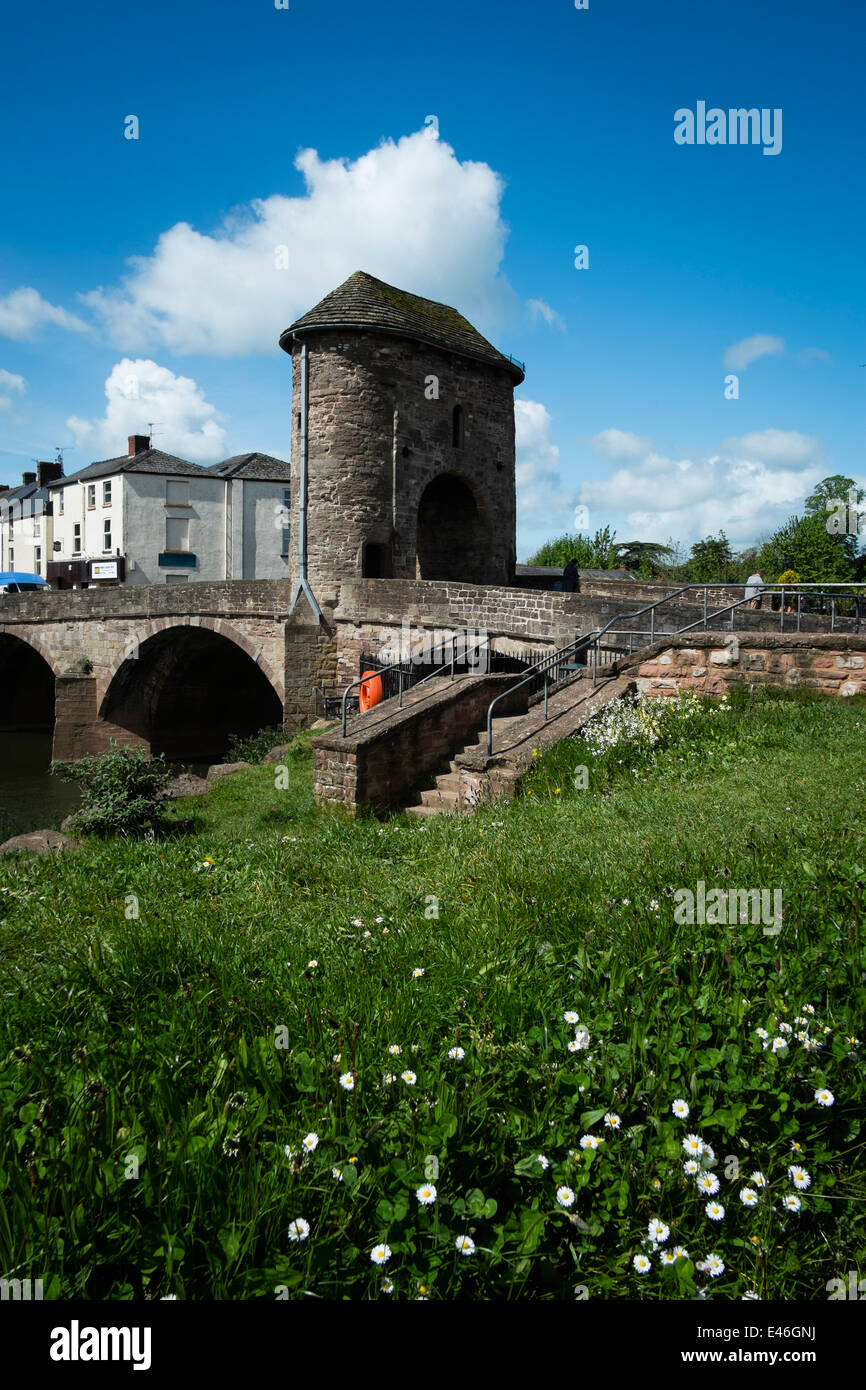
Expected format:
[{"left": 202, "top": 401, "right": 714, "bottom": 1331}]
[{"left": 0, "top": 690, "right": 864, "bottom": 1300}]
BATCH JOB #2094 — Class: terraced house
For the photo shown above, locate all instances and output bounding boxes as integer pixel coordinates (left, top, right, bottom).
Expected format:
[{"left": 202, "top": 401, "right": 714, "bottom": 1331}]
[{"left": 37, "top": 437, "right": 291, "bottom": 588}]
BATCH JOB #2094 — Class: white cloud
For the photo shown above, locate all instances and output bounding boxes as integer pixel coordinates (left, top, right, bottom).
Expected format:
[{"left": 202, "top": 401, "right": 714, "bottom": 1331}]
[
  {"left": 82, "top": 130, "right": 517, "bottom": 357},
  {"left": 514, "top": 398, "right": 576, "bottom": 554},
  {"left": 797, "top": 347, "right": 832, "bottom": 365},
  {"left": 0, "top": 287, "right": 89, "bottom": 340},
  {"left": 590, "top": 428, "right": 652, "bottom": 461},
  {"left": 722, "top": 428, "right": 822, "bottom": 467},
  {"left": 0, "top": 368, "right": 26, "bottom": 413},
  {"left": 66, "top": 359, "right": 227, "bottom": 462},
  {"left": 580, "top": 429, "right": 826, "bottom": 547},
  {"left": 723, "top": 334, "right": 785, "bottom": 371},
  {"left": 527, "top": 298, "right": 565, "bottom": 331}
]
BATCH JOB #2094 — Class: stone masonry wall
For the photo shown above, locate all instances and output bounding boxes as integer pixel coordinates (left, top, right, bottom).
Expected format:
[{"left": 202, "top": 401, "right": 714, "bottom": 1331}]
[
  {"left": 621, "top": 633, "right": 866, "bottom": 698},
  {"left": 313, "top": 673, "right": 528, "bottom": 813}
]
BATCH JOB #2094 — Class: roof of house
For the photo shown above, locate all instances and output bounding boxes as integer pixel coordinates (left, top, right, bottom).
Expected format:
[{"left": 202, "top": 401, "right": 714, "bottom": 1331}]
[
  {"left": 44, "top": 448, "right": 212, "bottom": 487},
  {"left": 280, "top": 270, "right": 525, "bottom": 382},
  {"left": 208, "top": 453, "right": 291, "bottom": 481}
]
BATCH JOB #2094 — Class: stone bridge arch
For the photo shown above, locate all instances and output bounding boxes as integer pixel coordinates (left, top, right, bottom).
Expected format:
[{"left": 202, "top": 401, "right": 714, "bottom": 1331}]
[
  {"left": 0, "top": 629, "right": 60, "bottom": 734},
  {"left": 97, "top": 618, "right": 286, "bottom": 763}
]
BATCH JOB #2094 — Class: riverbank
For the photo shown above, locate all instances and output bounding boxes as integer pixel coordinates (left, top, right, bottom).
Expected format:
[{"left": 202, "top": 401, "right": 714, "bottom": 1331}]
[{"left": 0, "top": 688, "right": 864, "bottom": 1300}]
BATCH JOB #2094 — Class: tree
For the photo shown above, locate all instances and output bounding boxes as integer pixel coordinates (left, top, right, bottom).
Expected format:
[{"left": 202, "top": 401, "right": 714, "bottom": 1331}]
[
  {"left": 757, "top": 513, "right": 856, "bottom": 583},
  {"left": 528, "top": 526, "right": 619, "bottom": 569},
  {"left": 686, "top": 532, "right": 735, "bottom": 583},
  {"left": 804, "top": 475, "right": 864, "bottom": 516},
  {"left": 612, "top": 541, "right": 675, "bottom": 575}
]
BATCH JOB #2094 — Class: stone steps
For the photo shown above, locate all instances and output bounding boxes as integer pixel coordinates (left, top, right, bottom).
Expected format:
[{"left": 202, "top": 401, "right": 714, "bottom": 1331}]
[{"left": 403, "top": 683, "right": 627, "bottom": 817}]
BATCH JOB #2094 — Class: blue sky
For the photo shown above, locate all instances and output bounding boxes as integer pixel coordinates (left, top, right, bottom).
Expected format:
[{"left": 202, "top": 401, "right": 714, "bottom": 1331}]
[{"left": 1, "top": 0, "right": 863, "bottom": 559}]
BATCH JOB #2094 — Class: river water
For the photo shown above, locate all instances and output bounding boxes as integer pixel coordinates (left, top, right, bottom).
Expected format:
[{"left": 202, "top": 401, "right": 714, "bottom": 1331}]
[{"left": 0, "top": 733, "right": 81, "bottom": 840}]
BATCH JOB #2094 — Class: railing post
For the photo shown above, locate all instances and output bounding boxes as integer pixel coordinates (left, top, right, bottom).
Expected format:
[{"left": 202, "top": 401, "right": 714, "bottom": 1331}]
[
  {"left": 592, "top": 641, "right": 598, "bottom": 687},
  {"left": 703, "top": 587, "right": 708, "bottom": 629},
  {"left": 451, "top": 634, "right": 456, "bottom": 680},
  {"left": 650, "top": 607, "right": 655, "bottom": 643},
  {"left": 398, "top": 668, "right": 404, "bottom": 709},
  {"left": 544, "top": 674, "right": 549, "bottom": 721},
  {"left": 780, "top": 587, "right": 785, "bottom": 632},
  {"left": 831, "top": 598, "right": 836, "bottom": 632},
  {"left": 797, "top": 591, "right": 802, "bottom": 632}
]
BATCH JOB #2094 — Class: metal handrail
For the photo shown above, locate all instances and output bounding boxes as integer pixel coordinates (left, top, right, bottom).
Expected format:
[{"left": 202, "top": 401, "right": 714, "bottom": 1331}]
[
  {"left": 485, "top": 581, "right": 866, "bottom": 754},
  {"left": 340, "top": 629, "right": 490, "bottom": 737}
]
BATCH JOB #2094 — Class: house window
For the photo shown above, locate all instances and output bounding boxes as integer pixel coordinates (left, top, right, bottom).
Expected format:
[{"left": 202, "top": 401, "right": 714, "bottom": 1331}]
[
  {"left": 103, "top": 519, "right": 112, "bottom": 552},
  {"left": 165, "top": 574, "right": 189, "bottom": 584},
  {"left": 58, "top": 491, "right": 64, "bottom": 516},
  {"left": 452, "top": 404, "right": 465, "bottom": 449},
  {"left": 281, "top": 486, "right": 290, "bottom": 557},
  {"left": 103, "top": 481, "right": 112, "bottom": 506},
  {"left": 166, "top": 479, "right": 189, "bottom": 507},
  {"left": 34, "top": 546, "right": 41, "bottom": 575},
  {"left": 73, "top": 524, "right": 81, "bottom": 554},
  {"left": 87, "top": 484, "right": 96, "bottom": 509},
  {"left": 166, "top": 518, "right": 189, "bottom": 552},
  {"left": 34, "top": 518, "right": 40, "bottom": 538}
]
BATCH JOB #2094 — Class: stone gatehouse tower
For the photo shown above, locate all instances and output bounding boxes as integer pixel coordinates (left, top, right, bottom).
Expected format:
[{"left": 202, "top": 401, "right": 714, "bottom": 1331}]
[{"left": 279, "top": 271, "right": 524, "bottom": 611}]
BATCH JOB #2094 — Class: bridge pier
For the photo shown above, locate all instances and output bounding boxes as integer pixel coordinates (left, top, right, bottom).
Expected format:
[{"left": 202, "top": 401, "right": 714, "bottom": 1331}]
[{"left": 52, "top": 673, "right": 148, "bottom": 763}]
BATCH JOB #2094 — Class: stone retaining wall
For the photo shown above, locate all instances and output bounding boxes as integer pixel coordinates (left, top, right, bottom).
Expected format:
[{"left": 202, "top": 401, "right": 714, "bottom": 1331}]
[{"left": 620, "top": 633, "right": 866, "bottom": 699}]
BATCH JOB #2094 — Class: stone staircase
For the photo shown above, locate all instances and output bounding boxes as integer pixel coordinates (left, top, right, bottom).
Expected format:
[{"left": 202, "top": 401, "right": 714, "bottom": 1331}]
[{"left": 404, "top": 673, "right": 633, "bottom": 816}]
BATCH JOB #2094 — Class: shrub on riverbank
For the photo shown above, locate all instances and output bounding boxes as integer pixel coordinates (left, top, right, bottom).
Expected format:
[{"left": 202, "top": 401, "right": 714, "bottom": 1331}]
[{"left": 53, "top": 743, "right": 173, "bottom": 837}]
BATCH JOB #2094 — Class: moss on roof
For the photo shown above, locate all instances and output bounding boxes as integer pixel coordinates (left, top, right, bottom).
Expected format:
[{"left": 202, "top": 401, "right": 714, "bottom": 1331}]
[{"left": 280, "top": 271, "right": 524, "bottom": 381}]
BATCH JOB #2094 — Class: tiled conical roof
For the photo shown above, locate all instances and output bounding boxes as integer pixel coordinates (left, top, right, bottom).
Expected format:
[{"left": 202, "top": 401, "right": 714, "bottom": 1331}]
[{"left": 280, "top": 271, "right": 524, "bottom": 381}]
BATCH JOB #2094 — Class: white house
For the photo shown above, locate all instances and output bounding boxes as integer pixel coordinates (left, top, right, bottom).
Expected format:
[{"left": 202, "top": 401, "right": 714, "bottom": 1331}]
[
  {"left": 0, "top": 460, "right": 63, "bottom": 578},
  {"left": 40, "top": 436, "right": 290, "bottom": 588}
]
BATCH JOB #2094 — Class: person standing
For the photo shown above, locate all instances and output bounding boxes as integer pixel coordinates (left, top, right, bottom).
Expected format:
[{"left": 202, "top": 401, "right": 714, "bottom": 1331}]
[
  {"left": 562, "top": 556, "right": 581, "bottom": 593},
  {"left": 745, "top": 570, "right": 764, "bottom": 610}
]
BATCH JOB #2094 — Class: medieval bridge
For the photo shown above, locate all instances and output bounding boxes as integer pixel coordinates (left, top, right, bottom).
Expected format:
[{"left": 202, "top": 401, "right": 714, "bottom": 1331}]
[{"left": 0, "top": 574, "right": 852, "bottom": 765}]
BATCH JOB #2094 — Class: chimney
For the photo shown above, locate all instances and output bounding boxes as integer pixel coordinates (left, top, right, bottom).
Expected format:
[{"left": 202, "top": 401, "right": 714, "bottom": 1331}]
[
  {"left": 128, "top": 435, "right": 150, "bottom": 457},
  {"left": 37, "top": 460, "right": 63, "bottom": 486},
  {"left": 0, "top": 485, "right": 9, "bottom": 496},
  {"left": 22, "top": 471, "right": 36, "bottom": 485}
]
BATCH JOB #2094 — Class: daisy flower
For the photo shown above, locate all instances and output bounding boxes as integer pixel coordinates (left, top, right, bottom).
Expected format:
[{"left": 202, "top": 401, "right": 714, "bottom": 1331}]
[
  {"left": 370, "top": 1244, "right": 392, "bottom": 1265},
  {"left": 755, "top": 1027, "right": 769, "bottom": 1040},
  {"left": 648, "top": 1218, "right": 670, "bottom": 1244},
  {"left": 416, "top": 1184, "right": 437, "bottom": 1205},
  {"left": 307, "top": 959, "right": 318, "bottom": 969},
  {"left": 381, "top": 1277, "right": 395, "bottom": 1293},
  {"left": 332, "top": 1053, "right": 341, "bottom": 1063},
  {"left": 740, "top": 1188, "right": 759, "bottom": 1207},
  {"left": 705, "top": 1253, "right": 725, "bottom": 1277},
  {"left": 604, "top": 1112, "right": 621, "bottom": 1129},
  {"left": 447, "top": 1046, "right": 465, "bottom": 1060},
  {"left": 302, "top": 1132, "right": 318, "bottom": 1152},
  {"left": 564, "top": 1010, "right": 580, "bottom": 1024},
  {"left": 383, "top": 1072, "right": 395, "bottom": 1085},
  {"left": 288, "top": 1217, "right": 310, "bottom": 1242},
  {"left": 784, "top": 1194, "right": 802, "bottom": 1213},
  {"left": 401, "top": 1070, "right": 417, "bottom": 1086},
  {"left": 556, "top": 1185, "right": 575, "bottom": 1208},
  {"left": 387, "top": 1044, "right": 402, "bottom": 1055},
  {"left": 750, "top": 1171, "right": 767, "bottom": 1188},
  {"left": 633, "top": 1254, "right": 651, "bottom": 1274},
  {"left": 803, "top": 1037, "right": 822, "bottom": 1051},
  {"left": 771, "top": 1036, "right": 787, "bottom": 1052},
  {"left": 339, "top": 1072, "right": 355, "bottom": 1091},
  {"left": 697, "top": 1172, "right": 720, "bottom": 1196},
  {"left": 363, "top": 931, "right": 372, "bottom": 939},
  {"left": 683, "top": 1159, "right": 700, "bottom": 1176},
  {"left": 742, "top": 1290, "right": 760, "bottom": 1300},
  {"left": 802, "top": 1003, "right": 815, "bottom": 1015},
  {"left": 537, "top": 1154, "right": 550, "bottom": 1170},
  {"left": 671, "top": 1099, "right": 690, "bottom": 1119},
  {"left": 573, "top": 1027, "right": 591, "bottom": 1050},
  {"left": 412, "top": 968, "right": 425, "bottom": 978},
  {"left": 455, "top": 1235, "right": 476, "bottom": 1256},
  {"left": 778, "top": 1021, "right": 792, "bottom": 1034},
  {"left": 846, "top": 1036, "right": 860, "bottom": 1048},
  {"left": 350, "top": 917, "right": 363, "bottom": 927},
  {"left": 682, "top": 1134, "right": 704, "bottom": 1157},
  {"left": 705, "top": 1201, "right": 725, "bottom": 1221},
  {"left": 660, "top": 1249, "right": 677, "bottom": 1266},
  {"left": 702, "top": 1144, "right": 716, "bottom": 1166},
  {"left": 332, "top": 1167, "right": 343, "bottom": 1181},
  {"left": 814, "top": 1088, "right": 834, "bottom": 1107},
  {"left": 673, "top": 1245, "right": 689, "bottom": 1261},
  {"left": 788, "top": 1165, "right": 811, "bottom": 1190},
  {"left": 580, "top": 1135, "right": 601, "bottom": 1150}
]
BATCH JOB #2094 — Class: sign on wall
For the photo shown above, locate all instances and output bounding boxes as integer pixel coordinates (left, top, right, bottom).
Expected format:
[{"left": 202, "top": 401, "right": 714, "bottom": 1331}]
[{"left": 90, "top": 561, "right": 118, "bottom": 580}]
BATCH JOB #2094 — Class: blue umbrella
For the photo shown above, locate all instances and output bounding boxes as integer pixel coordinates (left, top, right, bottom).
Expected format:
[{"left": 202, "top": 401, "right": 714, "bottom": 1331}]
[{"left": 0, "top": 571, "right": 50, "bottom": 590}]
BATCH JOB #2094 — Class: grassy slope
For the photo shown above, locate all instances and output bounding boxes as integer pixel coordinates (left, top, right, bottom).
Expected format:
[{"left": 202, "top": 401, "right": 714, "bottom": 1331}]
[{"left": 0, "top": 692, "right": 863, "bottom": 1300}]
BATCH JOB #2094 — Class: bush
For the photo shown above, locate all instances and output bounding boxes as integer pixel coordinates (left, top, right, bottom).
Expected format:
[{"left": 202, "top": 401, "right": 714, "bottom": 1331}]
[
  {"left": 226, "top": 726, "right": 292, "bottom": 764},
  {"left": 54, "top": 743, "right": 173, "bottom": 837}
]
